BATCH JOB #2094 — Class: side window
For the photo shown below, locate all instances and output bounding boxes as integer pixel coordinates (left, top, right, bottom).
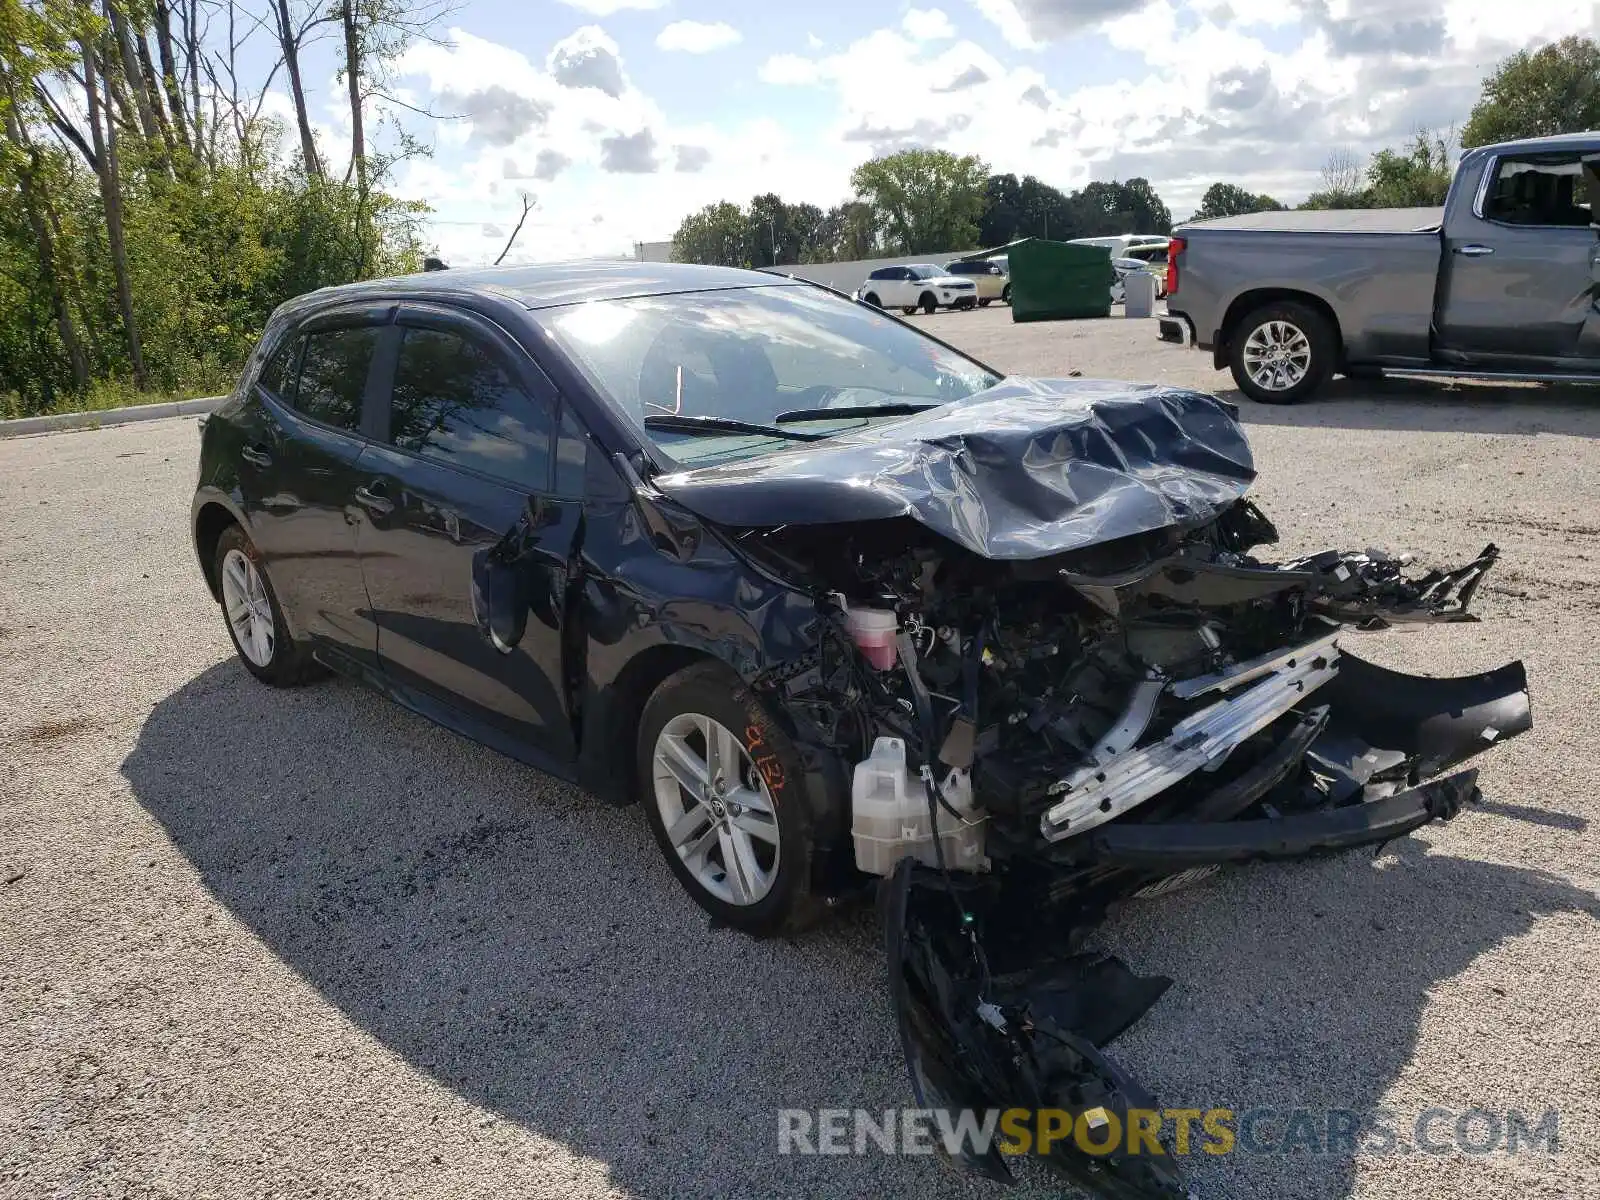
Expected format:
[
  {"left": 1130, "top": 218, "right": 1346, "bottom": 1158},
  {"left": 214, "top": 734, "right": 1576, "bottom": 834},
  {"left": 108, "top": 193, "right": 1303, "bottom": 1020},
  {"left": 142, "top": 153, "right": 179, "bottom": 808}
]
[
  {"left": 867, "top": 268, "right": 889, "bottom": 281},
  {"left": 296, "top": 327, "right": 379, "bottom": 431},
  {"left": 1483, "top": 155, "right": 1593, "bottom": 227},
  {"left": 257, "top": 335, "right": 302, "bottom": 401},
  {"left": 390, "top": 327, "right": 553, "bottom": 488}
]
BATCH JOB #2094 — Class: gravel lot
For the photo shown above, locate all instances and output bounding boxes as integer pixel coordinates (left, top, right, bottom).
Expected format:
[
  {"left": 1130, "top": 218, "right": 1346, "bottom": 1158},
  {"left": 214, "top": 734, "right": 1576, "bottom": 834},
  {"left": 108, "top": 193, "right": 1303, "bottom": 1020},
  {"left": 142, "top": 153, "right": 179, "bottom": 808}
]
[{"left": 3, "top": 307, "right": 1598, "bottom": 1200}]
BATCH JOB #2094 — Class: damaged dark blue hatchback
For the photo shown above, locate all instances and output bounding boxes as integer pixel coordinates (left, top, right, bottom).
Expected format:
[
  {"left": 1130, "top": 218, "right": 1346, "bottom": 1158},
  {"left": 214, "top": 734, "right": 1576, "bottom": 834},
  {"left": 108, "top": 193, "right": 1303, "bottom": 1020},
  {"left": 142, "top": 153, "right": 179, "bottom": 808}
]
[{"left": 191, "top": 262, "right": 1530, "bottom": 1198}]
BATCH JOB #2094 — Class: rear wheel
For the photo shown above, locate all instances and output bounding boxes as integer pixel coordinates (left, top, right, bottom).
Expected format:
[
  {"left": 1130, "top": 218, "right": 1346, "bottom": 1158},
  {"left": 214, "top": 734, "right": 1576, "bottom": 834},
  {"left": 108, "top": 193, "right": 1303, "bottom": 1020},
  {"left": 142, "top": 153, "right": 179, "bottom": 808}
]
[
  {"left": 1001, "top": 283, "right": 1012, "bottom": 303},
  {"left": 920, "top": 292, "right": 937, "bottom": 314},
  {"left": 637, "top": 662, "right": 829, "bottom": 936},
  {"left": 863, "top": 292, "right": 881, "bottom": 307},
  {"left": 1228, "top": 302, "right": 1335, "bottom": 405},
  {"left": 213, "top": 524, "right": 323, "bottom": 686},
  {"left": 978, "top": 298, "right": 991, "bottom": 307},
  {"left": 901, "top": 304, "right": 917, "bottom": 315}
]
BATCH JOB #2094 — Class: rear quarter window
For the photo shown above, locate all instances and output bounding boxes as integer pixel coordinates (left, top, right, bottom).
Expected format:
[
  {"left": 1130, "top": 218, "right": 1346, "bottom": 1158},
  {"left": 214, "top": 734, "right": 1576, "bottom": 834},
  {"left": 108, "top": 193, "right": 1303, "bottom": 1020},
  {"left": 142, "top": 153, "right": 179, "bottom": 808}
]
[{"left": 296, "top": 327, "right": 380, "bottom": 431}]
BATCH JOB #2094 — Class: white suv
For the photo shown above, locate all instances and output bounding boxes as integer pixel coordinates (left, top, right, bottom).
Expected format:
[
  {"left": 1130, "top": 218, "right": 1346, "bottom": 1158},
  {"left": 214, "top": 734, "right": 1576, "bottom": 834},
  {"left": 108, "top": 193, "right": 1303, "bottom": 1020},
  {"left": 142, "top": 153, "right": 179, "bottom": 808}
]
[
  {"left": 943, "top": 259, "right": 1010, "bottom": 305},
  {"left": 855, "top": 264, "right": 978, "bottom": 314}
]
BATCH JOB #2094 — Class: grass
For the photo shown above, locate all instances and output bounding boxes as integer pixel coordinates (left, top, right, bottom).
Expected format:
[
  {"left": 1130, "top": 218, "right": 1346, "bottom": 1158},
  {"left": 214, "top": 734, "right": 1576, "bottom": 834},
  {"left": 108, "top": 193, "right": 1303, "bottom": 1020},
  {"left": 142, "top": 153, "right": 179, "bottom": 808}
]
[{"left": 1, "top": 372, "right": 235, "bottom": 421}]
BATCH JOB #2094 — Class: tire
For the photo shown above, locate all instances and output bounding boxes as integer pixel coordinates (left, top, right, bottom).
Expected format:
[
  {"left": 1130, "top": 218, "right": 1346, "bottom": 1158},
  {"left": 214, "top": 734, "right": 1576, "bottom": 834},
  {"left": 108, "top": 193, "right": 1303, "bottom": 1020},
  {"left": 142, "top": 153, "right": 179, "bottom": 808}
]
[
  {"left": 1228, "top": 301, "right": 1336, "bottom": 405},
  {"left": 901, "top": 305, "right": 917, "bottom": 315},
  {"left": 637, "top": 661, "right": 830, "bottom": 936},
  {"left": 213, "top": 524, "right": 323, "bottom": 686},
  {"left": 920, "top": 292, "right": 937, "bottom": 315},
  {"left": 863, "top": 292, "right": 881, "bottom": 307},
  {"left": 1001, "top": 284, "right": 1011, "bottom": 304},
  {"left": 978, "top": 298, "right": 991, "bottom": 307}
]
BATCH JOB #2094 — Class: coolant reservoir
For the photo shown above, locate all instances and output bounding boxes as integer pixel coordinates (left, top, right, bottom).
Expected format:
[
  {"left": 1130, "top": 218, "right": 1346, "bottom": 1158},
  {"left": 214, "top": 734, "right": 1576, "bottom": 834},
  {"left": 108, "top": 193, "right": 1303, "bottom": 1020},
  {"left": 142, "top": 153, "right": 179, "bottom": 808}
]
[{"left": 851, "top": 736, "right": 987, "bottom": 876}]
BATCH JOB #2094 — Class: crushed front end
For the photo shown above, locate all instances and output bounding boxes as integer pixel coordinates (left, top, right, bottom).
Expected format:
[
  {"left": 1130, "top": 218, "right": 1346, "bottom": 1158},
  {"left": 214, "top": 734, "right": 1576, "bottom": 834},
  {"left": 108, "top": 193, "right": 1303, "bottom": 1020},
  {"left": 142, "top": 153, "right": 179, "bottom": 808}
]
[
  {"left": 744, "top": 505, "right": 1528, "bottom": 1195},
  {"left": 662, "top": 381, "right": 1531, "bottom": 1196}
]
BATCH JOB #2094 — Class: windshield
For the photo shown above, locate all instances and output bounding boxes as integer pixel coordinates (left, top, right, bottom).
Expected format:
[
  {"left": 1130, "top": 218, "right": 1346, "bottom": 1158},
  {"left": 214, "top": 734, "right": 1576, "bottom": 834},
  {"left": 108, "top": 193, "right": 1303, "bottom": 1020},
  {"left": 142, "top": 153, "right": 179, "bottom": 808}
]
[{"left": 534, "top": 284, "right": 1002, "bottom": 467}]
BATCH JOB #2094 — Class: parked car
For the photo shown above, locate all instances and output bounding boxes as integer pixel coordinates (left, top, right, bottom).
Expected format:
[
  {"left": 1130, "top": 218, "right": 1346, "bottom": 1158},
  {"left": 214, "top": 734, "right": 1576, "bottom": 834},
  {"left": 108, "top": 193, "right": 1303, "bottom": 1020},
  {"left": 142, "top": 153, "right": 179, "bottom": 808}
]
[
  {"left": 1160, "top": 130, "right": 1600, "bottom": 403},
  {"left": 942, "top": 258, "right": 1010, "bottom": 305},
  {"left": 192, "top": 261, "right": 1529, "bottom": 1198},
  {"left": 854, "top": 263, "right": 977, "bottom": 313}
]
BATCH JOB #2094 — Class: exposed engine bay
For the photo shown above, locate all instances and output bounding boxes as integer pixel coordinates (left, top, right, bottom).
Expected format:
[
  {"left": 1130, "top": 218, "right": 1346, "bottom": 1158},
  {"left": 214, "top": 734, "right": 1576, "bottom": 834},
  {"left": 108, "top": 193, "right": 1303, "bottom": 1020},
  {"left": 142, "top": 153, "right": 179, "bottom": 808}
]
[
  {"left": 647, "top": 379, "right": 1531, "bottom": 1196},
  {"left": 738, "top": 498, "right": 1527, "bottom": 1197}
]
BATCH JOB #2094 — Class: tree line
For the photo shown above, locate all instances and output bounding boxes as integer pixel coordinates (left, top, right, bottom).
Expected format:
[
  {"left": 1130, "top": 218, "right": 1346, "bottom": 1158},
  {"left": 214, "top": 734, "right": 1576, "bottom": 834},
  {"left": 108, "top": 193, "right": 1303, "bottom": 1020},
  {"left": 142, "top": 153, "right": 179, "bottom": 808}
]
[
  {"left": 672, "top": 148, "right": 1175, "bottom": 268},
  {"left": 676, "top": 36, "right": 1600, "bottom": 265},
  {"left": 0, "top": 0, "right": 441, "bottom": 418}
]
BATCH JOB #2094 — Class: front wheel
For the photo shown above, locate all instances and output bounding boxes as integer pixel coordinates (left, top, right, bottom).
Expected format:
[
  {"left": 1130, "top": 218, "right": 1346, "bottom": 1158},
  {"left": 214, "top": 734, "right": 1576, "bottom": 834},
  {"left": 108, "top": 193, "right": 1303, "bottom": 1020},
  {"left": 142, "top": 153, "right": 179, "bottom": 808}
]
[
  {"left": 978, "top": 298, "right": 991, "bottom": 307},
  {"left": 1228, "top": 302, "right": 1335, "bottom": 405},
  {"left": 638, "top": 662, "right": 829, "bottom": 936},
  {"left": 919, "top": 292, "right": 937, "bottom": 314},
  {"left": 1001, "top": 283, "right": 1011, "bottom": 303}
]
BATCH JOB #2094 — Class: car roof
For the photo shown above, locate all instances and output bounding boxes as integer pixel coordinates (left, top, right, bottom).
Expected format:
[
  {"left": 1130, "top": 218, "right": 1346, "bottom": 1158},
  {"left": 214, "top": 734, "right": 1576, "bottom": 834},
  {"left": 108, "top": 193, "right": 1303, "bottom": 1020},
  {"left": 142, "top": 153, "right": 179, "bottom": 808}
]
[
  {"left": 290, "top": 260, "right": 795, "bottom": 312},
  {"left": 1467, "top": 130, "right": 1600, "bottom": 157}
]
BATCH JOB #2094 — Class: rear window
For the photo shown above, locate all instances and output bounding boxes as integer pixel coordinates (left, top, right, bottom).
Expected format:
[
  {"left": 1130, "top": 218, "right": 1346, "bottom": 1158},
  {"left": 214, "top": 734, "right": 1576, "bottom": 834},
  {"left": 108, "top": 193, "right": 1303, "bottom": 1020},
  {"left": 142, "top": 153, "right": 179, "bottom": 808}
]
[
  {"left": 295, "top": 327, "right": 379, "bottom": 431},
  {"left": 945, "top": 262, "right": 982, "bottom": 274}
]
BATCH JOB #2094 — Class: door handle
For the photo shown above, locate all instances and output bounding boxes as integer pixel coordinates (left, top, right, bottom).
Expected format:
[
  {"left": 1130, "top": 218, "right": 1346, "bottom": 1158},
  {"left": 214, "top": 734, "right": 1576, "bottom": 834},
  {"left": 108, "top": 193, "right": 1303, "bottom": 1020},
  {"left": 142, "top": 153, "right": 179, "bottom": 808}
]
[
  {"left": 1454, "top": 244, "right": 1495, "bottom": 257},
  {"left": 240, "top": 443, "right": 272, "bottom": 467},
  {"left": 353, "top": 482, "right": 394, "bottom": 516}
]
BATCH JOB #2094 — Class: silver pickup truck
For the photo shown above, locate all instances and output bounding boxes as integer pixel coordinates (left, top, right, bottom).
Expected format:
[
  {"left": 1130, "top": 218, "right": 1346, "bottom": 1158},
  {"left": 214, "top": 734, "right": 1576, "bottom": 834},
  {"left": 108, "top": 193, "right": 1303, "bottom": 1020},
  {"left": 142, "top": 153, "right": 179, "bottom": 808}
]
[{"left": 1160, "top": 131, "right": 1600, "bottom": 403}]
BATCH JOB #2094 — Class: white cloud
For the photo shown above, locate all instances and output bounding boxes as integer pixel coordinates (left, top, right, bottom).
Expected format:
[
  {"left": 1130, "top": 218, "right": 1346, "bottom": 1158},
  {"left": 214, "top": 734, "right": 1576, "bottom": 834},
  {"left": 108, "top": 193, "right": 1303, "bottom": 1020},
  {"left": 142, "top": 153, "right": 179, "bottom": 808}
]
[
  {"left": 806, "top": 32, "right": 824, "bottom": 49},
  {"left": 759, "top": 53, "right": 823, "bottom": 85},
  {"left": 968, "top": 0, "right": 1041, "bottom": 48},
  {"left": 903, "top": 8, "right": 957, "bottom": 39},
  {"left": 656, "top": 20, "right": 743, "bottom": 53},
  {"left": 556, "top": 0, "right": 665, "bottom": 14}
]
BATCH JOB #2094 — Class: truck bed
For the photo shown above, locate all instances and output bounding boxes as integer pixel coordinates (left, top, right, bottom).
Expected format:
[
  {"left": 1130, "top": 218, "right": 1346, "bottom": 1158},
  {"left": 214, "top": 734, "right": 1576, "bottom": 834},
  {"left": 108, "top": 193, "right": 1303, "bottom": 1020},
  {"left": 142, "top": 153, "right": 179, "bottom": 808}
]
[{"left": 1185, "top": 207, "right": 1444, "bottom": 234}]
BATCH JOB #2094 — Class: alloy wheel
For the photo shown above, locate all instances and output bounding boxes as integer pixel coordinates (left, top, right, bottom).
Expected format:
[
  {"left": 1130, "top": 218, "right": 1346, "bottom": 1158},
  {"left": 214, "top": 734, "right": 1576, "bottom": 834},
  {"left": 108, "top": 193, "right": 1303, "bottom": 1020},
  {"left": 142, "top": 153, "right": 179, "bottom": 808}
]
[
  {"left": 221, "top": 547, "right": 276, "bottom": 667},
  {"left": 651, "top": 712, "right": 781, "bottom": 906},
  {"left": 1242, "top": 320, "right": 1312, "bottom": 392}
]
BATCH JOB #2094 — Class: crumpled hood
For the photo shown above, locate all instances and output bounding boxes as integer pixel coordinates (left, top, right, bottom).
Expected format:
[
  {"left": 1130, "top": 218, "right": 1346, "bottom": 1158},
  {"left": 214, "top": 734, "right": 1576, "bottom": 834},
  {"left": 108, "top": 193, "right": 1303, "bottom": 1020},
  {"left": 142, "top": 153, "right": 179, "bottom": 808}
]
[{"left": 651, "top": 377, "right": 1256, "bottom": 560}]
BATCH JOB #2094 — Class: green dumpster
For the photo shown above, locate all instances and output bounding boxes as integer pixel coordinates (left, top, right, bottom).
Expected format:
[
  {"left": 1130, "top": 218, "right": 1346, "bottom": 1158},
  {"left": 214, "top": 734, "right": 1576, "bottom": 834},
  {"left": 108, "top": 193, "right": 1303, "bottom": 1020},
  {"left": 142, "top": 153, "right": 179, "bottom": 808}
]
[{"left": 1003, "top": 237, "right": 1114, "bottom": 322}]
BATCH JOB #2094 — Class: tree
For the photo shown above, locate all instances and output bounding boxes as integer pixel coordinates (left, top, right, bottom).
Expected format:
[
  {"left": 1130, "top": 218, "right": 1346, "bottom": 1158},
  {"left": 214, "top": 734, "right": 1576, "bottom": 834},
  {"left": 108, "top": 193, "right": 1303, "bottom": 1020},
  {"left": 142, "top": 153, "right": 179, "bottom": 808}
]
[
  {"left": 978, "top": 173, "right": 1022, "bottom": 246},
  {"left": 850, "top": 148, "right": 989, "bottom": 254},
  {"left": 671, "top": 202, "right": 749, "bottom": 266},
  {"left": 1069, "top": 178, "right": 1173, "bottom": 237},
  {"left": 1462, "top": 37, "right": 1600, "bottom": 149},
  {"left": 1017, "top": 174, "right": 1072, "bottom": 240},
  {"left": 1366, "top": 130, "right": 1454, "bottom": 207},
  {"left": 1191, "top": 182, "right": 1286, "bottom": 221},
  {"left": 1301, "top": 147, "right": 1372, "bottom": 210}
]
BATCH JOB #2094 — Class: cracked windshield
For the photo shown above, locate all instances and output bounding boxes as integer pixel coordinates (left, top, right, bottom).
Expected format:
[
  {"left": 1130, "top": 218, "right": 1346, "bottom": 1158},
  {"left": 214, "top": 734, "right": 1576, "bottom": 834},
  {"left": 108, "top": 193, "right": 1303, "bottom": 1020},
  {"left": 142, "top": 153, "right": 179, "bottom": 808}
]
[{"left": 536, "top": 284, "right": 1001, "bottom": 465}]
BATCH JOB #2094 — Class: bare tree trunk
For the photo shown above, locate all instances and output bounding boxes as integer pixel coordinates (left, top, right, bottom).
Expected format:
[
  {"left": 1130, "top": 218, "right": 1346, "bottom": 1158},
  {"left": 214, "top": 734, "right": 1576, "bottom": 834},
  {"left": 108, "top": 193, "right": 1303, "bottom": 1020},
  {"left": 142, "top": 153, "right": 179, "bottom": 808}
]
[
  {"left": 106, "top": 2, "right": 162, "bottom": 148},
  {"left": 342, "top": 0, "right": 369, "bottom": 273},
  {"left": 2, "top": 104, "right": 90, "bottom": 393},
  {"left": 185, "top": 0, "right": 203, "bottom": 154},
  {"left": 494, "top": 195, "right": 534, "bottom": 265},
  {"left": 85, "top": 45, "right": 148, "bottom": 389},
  {"left": 274, "top": 0, "right": 322, "bottom": 177},
  {"left": 151, "top": 0, "right": 191, "bottom": 149},
  {"left": 134, "top": 30, "right": 180, "bottom": 158}
]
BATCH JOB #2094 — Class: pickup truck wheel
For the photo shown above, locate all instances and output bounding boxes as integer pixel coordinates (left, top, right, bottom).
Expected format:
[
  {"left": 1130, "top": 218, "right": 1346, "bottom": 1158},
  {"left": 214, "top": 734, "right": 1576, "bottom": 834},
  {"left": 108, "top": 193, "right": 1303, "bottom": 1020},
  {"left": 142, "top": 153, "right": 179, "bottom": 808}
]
[
  {"left": 638, "top": 661, "right": 829, "bottom": 937},
  {"left": 920, "top": 292, "right": 938, "bottom": 314},
  {"left": 1229, "top": 303, "right": 1334, "bottom": 404}
]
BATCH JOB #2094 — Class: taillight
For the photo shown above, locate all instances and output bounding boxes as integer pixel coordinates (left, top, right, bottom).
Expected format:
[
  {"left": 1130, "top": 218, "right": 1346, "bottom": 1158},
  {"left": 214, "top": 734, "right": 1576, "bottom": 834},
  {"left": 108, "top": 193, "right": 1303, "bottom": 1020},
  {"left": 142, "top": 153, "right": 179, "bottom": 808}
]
[{"left": 1167, "top": 237, "right": 1185, "bottom": 295}]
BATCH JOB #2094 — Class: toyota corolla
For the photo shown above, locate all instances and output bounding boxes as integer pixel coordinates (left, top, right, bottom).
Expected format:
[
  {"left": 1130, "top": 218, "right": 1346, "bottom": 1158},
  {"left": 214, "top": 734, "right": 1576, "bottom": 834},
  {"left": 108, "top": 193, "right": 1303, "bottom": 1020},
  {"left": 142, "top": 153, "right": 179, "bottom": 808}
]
[{"left": 191, "top": 262, "right": 1530, "bottom": 1198}]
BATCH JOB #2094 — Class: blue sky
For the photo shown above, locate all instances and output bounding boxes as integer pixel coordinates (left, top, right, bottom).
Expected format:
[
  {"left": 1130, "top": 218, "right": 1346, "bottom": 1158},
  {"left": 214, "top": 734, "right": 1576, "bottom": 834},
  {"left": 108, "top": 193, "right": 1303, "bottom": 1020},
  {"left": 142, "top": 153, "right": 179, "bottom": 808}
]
[{"left": 257, "top": 0, "right": 1595, "bottom": 263}]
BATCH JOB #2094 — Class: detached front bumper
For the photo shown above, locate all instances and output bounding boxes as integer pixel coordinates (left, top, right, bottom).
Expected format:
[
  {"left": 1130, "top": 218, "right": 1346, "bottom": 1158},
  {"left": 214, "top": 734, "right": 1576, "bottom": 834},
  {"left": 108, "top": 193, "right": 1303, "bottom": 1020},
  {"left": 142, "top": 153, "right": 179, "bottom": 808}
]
[{"left": 883, "top": 645, "right": 1532, "bottom": 1198}]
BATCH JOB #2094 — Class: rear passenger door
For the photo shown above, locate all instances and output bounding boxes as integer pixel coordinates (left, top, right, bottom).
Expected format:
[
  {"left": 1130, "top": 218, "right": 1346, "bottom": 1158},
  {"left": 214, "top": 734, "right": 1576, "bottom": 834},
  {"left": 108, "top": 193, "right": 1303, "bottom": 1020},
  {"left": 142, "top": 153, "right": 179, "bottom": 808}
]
[
  {"left": 355, "top": 303, "right": 584, "bottom": 760},
  {"left": 239, "top": 307, "right": 390, "bottom": 669}
]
